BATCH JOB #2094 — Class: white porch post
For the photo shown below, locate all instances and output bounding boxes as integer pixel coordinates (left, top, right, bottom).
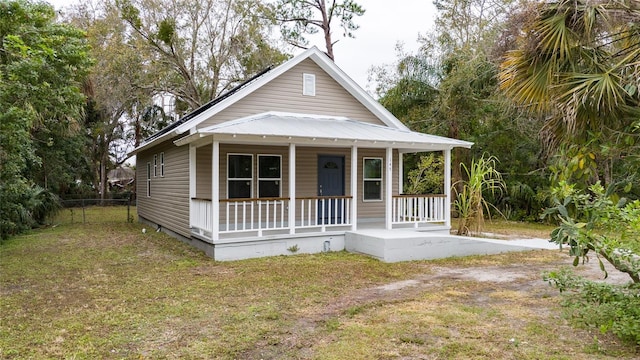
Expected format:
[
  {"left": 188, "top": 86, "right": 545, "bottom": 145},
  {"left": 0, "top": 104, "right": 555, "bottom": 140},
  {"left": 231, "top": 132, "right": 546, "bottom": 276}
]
[
  {"left": 444, "top": 148, "right": 452, "bottom": 228},
  {"left": 189, "top": 144, "right": 196, "bottom": 229},
  {"left": 398, "top": 152, "right": 404, "bottom": 195},
  {"left": 350, "top": 145, "right": 358, "bottom": 231},
  {"left": 385, "top": 147, "right": 393, "bottom": 230},
  {"left": 211, "top": 139, "right": 220, "bottom": 242},
  {"left": 288, "top": 143, "right": 296, "bottom": 234}
]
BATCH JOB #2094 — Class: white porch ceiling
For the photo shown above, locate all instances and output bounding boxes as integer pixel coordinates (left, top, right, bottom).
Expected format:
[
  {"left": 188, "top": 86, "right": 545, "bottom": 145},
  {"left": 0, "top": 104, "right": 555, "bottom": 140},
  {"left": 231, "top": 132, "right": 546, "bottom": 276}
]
[{"left": 174, "top": 112, "right": 473, "bottom": 151}]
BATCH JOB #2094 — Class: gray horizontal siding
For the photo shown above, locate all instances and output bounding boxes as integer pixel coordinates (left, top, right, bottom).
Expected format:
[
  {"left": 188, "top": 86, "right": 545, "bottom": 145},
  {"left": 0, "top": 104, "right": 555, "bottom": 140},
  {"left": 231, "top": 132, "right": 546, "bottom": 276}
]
[
  {"left": 198, "top": 59, "right": 386, "bottom": 128},
  {"left": 136, "top": 137, "right": 190, "bottom": 238}
]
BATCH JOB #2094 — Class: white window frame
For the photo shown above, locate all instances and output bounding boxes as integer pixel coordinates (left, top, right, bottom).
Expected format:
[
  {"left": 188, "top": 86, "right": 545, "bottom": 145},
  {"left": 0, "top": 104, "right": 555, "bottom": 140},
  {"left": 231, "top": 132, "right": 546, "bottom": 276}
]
[
  {"left": 227, "top": 153, "right": 253, "bottom": 199},
  {"left": 303, "top": 73, "right": 316, "bottom": 96},
  {"left": 146, "top": 162, "right": 151, "bottom": 197},
  {"left": 363, "top": 157, "right": 383, "bottom": 201},
  {"left": 160, "top": 152, "right": 165, "bottom": 177},
  {"left": 257, "top": 154, "right": 282, "bottom": 198},
  {"left": 153, "top": 154, "right": 158, "bottom": 177}
]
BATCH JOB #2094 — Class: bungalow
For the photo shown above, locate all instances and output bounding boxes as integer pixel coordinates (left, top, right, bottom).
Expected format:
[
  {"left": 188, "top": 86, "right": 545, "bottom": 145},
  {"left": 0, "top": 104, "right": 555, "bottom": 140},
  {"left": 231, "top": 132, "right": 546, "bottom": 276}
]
[{"left": 130, "top": 46, "right": 477, "bottom": 262}]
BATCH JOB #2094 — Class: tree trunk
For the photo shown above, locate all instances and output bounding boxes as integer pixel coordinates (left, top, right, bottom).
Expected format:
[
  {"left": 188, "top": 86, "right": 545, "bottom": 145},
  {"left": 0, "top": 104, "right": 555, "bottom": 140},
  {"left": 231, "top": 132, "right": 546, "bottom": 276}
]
[
  {"left": 100, "top": 153, "right": 108, "bottom": 205},
  {"left": 318, "top": 0, "right": 334, "bottom": 60}
]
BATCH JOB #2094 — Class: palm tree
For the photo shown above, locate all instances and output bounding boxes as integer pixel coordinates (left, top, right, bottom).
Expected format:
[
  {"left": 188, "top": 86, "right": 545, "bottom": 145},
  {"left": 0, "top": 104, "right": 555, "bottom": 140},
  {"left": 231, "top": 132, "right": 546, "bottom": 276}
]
[{"left": 499, "top": 0, "right": 640, "bottom": 153}]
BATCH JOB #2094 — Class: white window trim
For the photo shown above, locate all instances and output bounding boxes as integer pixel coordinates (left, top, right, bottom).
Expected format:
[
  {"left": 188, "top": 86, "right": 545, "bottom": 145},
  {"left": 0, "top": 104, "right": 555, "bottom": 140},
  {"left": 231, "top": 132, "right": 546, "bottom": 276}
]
[
  {"left": 146, "top": 162, "right": 151, "bottom": 197},
  {"left": 363, "top": 157, "right": 383, "bottom": 202},
  {"left": 160, "top": 152, "right": 165, "bottom": 177},
  {"left": 258, "top": 154, "right": 282, "bottom": 198},
  {"left": 227, "top": 153, "right": 253, "bottom": 199},
  {"left": 153, "top": 154, "right": 158, "bottom": 177},
  {"left": 303, "top": 73, "right": 316, "bottom": 96}
]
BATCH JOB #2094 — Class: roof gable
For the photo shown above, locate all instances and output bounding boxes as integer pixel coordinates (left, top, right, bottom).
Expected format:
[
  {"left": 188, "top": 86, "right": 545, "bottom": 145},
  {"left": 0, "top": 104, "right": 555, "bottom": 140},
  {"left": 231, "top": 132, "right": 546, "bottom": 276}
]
[
  {"left": 198, "top": 58, "right": 388, "bottom": 128},
  {"left": 133, "top": 47, "right": 409, "bottom": 153},
  {"left": 174, "top": 47, "right": 408, "bottom": 134}
]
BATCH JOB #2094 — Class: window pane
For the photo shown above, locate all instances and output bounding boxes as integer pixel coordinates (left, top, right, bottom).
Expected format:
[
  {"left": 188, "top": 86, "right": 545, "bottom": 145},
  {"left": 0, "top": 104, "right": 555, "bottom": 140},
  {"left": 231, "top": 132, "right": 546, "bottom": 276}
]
[
  {"left": 228, "top": 155, "right": 252, "bottom": 178},
  {"left": 160, "top": 153, "right": 165, "bottom": 176},
  {"left": 259, "top": 180, "right": 280, "bottom": 198},
  {"left": 364, "top": 180, "right": 381, "bottom": 200},
  {"left": 364, "top": 158, "right": 382, "bottom": 179},
  {"left": 259, "top": 156, "right": 280, "bottom": 178},
  {"left": 228, "top": 180, "right": 251, "bottom": 198}
]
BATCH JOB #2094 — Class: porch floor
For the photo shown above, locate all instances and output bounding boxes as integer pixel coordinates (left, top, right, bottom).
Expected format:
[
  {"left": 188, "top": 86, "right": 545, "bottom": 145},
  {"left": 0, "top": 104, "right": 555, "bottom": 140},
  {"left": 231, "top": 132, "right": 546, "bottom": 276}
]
[{"left": 346, "top": 228, "right": 556, "bottom": 262}]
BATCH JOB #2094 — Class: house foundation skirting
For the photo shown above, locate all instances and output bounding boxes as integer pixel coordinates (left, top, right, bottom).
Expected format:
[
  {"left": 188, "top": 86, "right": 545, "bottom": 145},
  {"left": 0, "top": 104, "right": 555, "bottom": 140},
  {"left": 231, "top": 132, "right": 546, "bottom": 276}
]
[
  {"left": 139, "top": 216, "right": 215, "bottom": 258},
  {"left": 212, "top": 232, "right": 346, "bottom": 261},
  {"left": 141, "top": 216, "right": 547, "bottom": 263}
]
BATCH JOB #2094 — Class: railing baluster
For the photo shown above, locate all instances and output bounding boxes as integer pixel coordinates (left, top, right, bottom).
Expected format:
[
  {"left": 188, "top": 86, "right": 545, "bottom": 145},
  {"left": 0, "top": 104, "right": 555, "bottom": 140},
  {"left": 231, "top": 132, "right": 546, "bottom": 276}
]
[
  {"left": 258, "top": 200, "right": 262, "bottom": 231},
  {"left": 241, "top": 202, "right": 246, "bottom": 230},
  {"left": 225, "top": 203, "right": 231, "bottom": 231}
]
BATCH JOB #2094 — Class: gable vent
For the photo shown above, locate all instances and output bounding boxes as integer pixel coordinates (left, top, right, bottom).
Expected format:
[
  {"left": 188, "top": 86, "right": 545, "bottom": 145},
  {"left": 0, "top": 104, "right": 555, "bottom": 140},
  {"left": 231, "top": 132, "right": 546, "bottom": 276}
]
[{"left": 303, "top": 73, "right": 316, "bottom": 96}]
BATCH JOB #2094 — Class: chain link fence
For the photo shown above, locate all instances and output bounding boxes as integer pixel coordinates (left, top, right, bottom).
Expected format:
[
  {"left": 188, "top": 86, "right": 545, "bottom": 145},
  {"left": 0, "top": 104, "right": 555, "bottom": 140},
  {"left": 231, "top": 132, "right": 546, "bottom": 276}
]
[{"left": 55, "top": 198, "right": 136, "bottom": 225}]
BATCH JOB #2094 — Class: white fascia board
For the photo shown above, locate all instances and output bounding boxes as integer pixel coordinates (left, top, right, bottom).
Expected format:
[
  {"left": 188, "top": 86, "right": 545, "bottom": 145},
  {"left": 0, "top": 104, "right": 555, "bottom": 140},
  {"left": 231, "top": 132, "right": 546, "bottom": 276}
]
[
  {"left": 307, "top": 52, "right": 410, "bottom": 131},
  {"left": 128, "top": 129, "right": 178, "bottom": 157},
  {"left": 175, "top": 131, "right": 472, "bottom": 152},
  {"left": 174, "top": 47, "right": 323, "bottom": 135}
]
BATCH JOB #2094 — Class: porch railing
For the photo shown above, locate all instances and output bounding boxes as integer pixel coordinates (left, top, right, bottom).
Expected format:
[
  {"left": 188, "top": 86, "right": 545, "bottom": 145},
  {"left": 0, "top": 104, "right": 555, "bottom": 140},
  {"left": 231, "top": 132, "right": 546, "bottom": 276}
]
[
  {"left": 190, "top": 196, "right": 352, "bottom": 236},
  {"left": 392, "top": 194, "right": 446, "bottom": 225},
  {"left": 297, "top": 196, "right": 352, "bottom": 229},
  {"left": 191, "top": 198, "right": 213, "bottom": 235},
  {"left": 220, "top": 198, "right": 289, "bottom": 234}
]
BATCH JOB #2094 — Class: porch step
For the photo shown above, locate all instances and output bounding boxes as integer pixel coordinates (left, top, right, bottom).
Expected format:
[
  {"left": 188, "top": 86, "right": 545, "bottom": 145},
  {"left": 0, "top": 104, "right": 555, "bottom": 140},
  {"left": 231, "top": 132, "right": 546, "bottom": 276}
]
[{"left": 345, "top": 229, "right": 553, "bottom": 263}]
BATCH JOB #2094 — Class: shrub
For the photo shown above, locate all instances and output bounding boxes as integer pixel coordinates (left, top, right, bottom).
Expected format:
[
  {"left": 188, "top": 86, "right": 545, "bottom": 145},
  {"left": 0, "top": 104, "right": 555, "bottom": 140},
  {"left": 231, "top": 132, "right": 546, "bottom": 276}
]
[
  {"left": 453, "top": 154, "right": 505, "bottom": 236},
  {"left": 544, "top": 182, "right": 640, "bottom": 345},
  {"left": 545, "top": 269, "right": 640, "bottom": 345}
]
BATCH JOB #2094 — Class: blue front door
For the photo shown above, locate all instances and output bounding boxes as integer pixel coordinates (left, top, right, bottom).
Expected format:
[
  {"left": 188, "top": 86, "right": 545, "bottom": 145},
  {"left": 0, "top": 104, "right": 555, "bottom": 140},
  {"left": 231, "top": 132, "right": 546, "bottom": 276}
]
[{"left": 318, "top": 155, "right": 345, "bottom": 224}]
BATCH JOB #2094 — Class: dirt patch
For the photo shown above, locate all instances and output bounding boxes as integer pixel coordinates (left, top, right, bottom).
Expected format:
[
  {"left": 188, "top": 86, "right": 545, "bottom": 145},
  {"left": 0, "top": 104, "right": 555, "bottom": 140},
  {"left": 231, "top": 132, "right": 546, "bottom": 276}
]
[{"left": 245, "top": 250, "right": 636, "bottom": 358}]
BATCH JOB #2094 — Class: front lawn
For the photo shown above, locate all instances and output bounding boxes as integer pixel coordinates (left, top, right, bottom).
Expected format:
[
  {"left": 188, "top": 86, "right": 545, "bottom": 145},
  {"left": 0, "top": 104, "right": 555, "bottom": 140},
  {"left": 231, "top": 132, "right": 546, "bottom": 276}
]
[{"left": 0, "top": 207, "right": 636, "bottom": 359}]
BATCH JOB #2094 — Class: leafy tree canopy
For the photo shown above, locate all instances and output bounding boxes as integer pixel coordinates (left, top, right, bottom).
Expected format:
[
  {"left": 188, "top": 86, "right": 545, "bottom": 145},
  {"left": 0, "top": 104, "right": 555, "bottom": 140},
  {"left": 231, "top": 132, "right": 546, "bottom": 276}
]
[
  {"left": 0, "top": 0, "right": 92, "bottom": 238},
  {"left": 117, "top": 0, "right": 290, "bottom": 113},
  {"left": 272, "top": 0, "right": 364, "bottom": 60},
  {"left": 500, "top": 0, "right": 640, "bottom": 187}
]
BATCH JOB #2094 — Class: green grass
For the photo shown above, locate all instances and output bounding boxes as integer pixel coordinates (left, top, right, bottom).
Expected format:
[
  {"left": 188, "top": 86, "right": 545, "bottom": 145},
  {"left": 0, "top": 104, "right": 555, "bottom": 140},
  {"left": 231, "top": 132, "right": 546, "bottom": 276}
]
[{"left": 1, "top": 207, "right": 637, "bottom": 359}]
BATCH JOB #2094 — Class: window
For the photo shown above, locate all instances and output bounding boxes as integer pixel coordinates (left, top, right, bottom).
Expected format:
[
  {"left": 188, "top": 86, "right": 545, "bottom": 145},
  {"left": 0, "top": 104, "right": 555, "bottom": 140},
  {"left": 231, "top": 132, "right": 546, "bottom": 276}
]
[
  {"left": 153, "top": 154, "right": 158, "bottom": 177},
  {"left": 363, "top": 157, "right": 382, "bottom": 201},
  {"left": 258, "top": 155, "right": 281, "bottom": 198},
  {"left": 228, "top": 154, "right": 253, "bottom": 198},
  {"left": 146, "top": 162, "right": 151, "bottom": 197},
  {"left": 303, "top": 73, "right": 316, "bottom": 96},
  {"left": 160, "top": 152, "right": 165, "bottom": 177}
]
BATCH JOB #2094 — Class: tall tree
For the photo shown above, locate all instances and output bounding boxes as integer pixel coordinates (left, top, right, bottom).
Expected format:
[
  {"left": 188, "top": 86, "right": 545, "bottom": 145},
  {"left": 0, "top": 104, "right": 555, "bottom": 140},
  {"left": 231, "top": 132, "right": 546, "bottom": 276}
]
[
  {"left": 66, "top": 0, "right": 158, "bottom": 200},
  {"left": 118, "top": 0, "right": 289, "bottom": 113},
  {"left": 272, "top": 0, "right": 364, "bottom": 60},
  {"left": 371, "top": 0, "right": 552, "bottom": 220},
  {"left": 373, "top": 0, "right": 519, "bottom": 185},
  {"left": 0, "top": 0, "right": 91, "bottom": 238},
  {"left": 499, "top": 0, "right": 640, "bottom": 186}
]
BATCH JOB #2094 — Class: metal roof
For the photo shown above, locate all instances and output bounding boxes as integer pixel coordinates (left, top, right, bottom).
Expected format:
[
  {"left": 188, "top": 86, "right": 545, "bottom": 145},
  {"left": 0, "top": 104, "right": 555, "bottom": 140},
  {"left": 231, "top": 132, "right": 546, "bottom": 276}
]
[
  {"left": 176, "top": 112, "right": 472, "bottom": 151},
  {"left": 131, "top": 46, "right": 414, "bottom": 156}
]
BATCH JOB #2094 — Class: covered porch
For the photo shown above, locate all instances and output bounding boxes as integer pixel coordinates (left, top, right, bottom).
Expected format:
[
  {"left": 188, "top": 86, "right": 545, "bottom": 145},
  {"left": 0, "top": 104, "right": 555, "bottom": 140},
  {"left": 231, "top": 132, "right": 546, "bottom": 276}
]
[
  {"left": 189, "top": 194, "right": 450, "bottom": 239},
  {"left": 175, "top": 112, "right": 472, "bottom": 248}
]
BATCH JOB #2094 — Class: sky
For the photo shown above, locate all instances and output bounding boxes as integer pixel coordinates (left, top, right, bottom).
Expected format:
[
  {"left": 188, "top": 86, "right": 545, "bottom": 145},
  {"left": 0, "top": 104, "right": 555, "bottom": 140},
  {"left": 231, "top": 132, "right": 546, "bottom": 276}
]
[{"left": 47, "top": 0, "right": 438, "bottom": 92}]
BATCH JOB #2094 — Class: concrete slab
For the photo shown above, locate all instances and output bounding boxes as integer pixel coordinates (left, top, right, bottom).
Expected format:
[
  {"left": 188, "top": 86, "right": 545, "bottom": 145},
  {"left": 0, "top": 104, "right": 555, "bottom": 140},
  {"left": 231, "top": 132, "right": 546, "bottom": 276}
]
[{"left": 346, "top": 230, "right": 557, "bottom": 263}]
